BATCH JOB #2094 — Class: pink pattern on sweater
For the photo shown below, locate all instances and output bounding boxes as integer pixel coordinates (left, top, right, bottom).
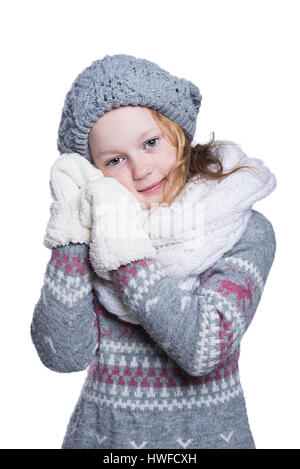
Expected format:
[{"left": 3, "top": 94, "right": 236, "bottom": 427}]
[
  {"left": 216, "top": 276, "right": 257, "bottom": 312},
  {"left": 50, "top": 249, "right": 88, "bottom": 276},
  {"left": 114, "top": 258, "right": 155, "bottom": 291}
]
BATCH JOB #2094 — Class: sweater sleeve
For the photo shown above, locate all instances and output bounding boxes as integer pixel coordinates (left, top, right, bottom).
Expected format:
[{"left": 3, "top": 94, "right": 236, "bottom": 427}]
[
  {"left": 111, "top": 210, "right": 276, "bottom": 377},
  {"left": 30, "top": 243, "right": 98, "bottom": 373}
]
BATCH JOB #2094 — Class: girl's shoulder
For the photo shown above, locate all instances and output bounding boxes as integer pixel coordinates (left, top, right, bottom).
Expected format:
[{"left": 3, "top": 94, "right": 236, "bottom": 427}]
[
  {"left": 245, "top": 209, "right": 276, "bottom": 248},
  {"left": 230, "top": 209, "right": 276, "bottom": 281}
]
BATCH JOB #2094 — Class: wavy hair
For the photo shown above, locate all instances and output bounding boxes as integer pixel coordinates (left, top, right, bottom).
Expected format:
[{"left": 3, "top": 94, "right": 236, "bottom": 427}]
[{"left": 148, "top": 109, "right": 257, "bottom": 206}]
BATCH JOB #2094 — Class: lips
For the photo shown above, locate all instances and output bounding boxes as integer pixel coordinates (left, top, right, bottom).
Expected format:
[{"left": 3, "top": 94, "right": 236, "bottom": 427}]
[{"left": 138, "top": 179, "right": 164, "bottom": 192}]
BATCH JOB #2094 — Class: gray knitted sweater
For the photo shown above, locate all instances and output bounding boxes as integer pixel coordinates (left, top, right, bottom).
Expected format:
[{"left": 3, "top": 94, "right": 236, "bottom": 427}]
[{"left": 30, "top": 209, "right": 276, "bottom": 449}]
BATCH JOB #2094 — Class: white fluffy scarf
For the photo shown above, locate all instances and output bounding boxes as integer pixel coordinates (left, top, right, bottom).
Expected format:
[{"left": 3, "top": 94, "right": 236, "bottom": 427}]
[{"left": 92, "top": 140, "right": 277, "bottom": 324}]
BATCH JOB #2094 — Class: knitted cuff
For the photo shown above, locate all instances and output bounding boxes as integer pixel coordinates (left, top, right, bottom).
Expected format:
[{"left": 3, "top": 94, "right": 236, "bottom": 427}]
[
  {"left": 48, "top": 243, "right": 91, "bottom": 277},
  {"left": 112, "top": 258, "right": 158, "bottom": 296}
]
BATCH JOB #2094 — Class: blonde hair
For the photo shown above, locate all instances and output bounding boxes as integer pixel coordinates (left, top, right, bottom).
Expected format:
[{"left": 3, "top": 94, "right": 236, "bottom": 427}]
[{"left": 148, "top": 108, "right": 256, "bottom": 206}]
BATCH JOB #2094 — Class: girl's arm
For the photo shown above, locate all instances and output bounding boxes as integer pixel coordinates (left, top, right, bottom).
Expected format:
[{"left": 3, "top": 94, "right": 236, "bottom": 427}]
[
  {"left": 30, "top": 244, "right": 98, "bottom": 373},
  {"left": 111, "top": 210, "right": 276, "bottom": 376}
]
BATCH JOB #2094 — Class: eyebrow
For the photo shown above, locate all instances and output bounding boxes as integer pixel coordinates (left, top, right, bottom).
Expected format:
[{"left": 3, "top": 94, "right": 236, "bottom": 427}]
[{"left": 97, "top": 127, "right": 160, "bottom": 156}]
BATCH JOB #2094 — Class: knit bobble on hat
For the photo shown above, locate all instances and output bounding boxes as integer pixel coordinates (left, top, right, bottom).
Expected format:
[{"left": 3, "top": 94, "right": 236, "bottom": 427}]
[{"left": 57, "top": 54, "right": 202, "bottom": 161}]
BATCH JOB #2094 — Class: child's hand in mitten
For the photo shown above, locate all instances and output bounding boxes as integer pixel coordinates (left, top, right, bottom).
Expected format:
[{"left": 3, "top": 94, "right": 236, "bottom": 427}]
[
  {"left": 80, "top": 177, "right": 156, "bottom": 279},
  {"left": 44, "top": 153, "right": 103, "bottom": 249}
]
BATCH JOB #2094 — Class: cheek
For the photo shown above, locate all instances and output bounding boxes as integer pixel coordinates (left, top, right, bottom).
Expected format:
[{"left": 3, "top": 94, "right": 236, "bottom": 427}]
[
  {"left": 104, "top": 172, "right": 134, "bottom": 194},
  {"left": 162, "top": 147, "right": 178, "bottom": 174}
]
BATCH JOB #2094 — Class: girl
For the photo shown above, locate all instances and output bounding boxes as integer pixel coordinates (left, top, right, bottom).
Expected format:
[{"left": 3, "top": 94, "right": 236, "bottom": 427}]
[{"left": 31, "top": 54, "right": 277, "bottom": 449}]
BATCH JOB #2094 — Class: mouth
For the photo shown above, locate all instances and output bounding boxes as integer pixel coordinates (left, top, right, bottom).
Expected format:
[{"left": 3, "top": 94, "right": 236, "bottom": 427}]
[{"left": 137, "top": 178, "right": 166, "bottom": 194}]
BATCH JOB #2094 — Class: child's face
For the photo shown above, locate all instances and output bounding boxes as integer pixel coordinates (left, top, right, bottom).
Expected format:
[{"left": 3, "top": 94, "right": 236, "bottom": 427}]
[{"left": 88, "top": 105, "right": 178, "bottom": 208}]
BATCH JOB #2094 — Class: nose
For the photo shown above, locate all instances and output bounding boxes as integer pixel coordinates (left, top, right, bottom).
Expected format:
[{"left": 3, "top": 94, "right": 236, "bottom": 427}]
[{"left": 132, "top": 159, "right": 153, "bottom": 180}]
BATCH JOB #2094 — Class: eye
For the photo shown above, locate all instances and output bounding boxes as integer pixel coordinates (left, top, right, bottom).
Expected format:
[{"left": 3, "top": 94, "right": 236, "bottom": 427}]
[
  {"left": 145, "top": 137, "right": 159, "bottom": 149},
  {"left": 106, "top": 156, "right": 125, "bottom": 167},
  {"left": 105, "top": 138, "right": 160, "bottom": 167}
]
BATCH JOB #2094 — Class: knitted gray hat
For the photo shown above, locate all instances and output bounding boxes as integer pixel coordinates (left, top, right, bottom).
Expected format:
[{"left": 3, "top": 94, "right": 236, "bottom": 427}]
[{"left": 57, "top": 54, "right": 202, "bottom": 161}]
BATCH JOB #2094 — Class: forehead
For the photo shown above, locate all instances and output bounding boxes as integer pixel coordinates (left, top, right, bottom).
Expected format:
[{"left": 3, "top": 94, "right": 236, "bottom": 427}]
[
  {"left": 91, "top": 106, "right": 158, "bottom": 138},
  {"left": 89, "top": 106, "right": 161, "bottom": 155}
]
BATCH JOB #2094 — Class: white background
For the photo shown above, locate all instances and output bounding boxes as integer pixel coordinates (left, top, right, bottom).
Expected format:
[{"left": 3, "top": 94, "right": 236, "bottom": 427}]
[{"left": 0, "top": 0, "right": 299, "bottom": 449}]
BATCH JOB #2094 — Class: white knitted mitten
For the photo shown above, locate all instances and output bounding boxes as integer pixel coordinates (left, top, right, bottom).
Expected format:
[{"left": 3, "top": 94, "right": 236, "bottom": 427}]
[
  {"left": 44, "top": 153, "right": 103, "bottom": 248},
  {"left": 80, "top": 177, "right": 156, "bottom": 279}
]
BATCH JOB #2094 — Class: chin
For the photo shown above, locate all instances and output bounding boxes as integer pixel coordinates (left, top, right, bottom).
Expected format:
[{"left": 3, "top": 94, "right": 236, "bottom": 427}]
[{"left": 137, "top": 195, "right": 163, "bottom": 210}]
